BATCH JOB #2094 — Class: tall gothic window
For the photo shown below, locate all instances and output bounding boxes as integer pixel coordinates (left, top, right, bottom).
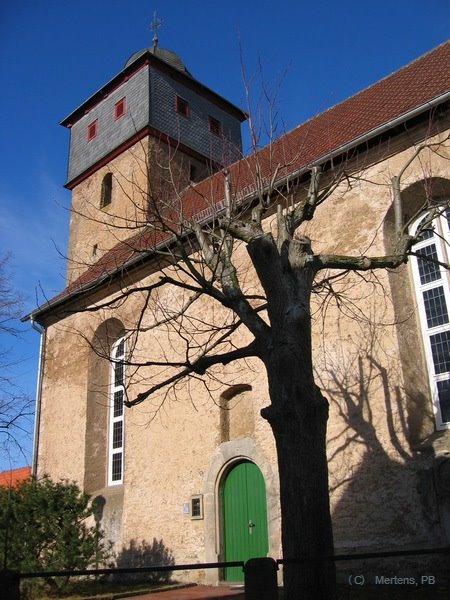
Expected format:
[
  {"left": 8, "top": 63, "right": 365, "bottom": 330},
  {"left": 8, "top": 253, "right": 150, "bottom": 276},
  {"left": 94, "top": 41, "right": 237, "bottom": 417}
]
[
  {"left": 108, "top": 337, "right": 125, "bottom": 485},
  {"left": 411, "top": 208, "right": 450, "bottom": 429}
]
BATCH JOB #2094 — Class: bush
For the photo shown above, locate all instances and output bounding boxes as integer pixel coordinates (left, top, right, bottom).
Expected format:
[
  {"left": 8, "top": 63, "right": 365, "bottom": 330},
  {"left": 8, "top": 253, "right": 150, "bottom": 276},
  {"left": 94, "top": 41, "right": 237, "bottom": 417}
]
[{"left": 0, "top": 475, "right": 111, "bottom": 594}]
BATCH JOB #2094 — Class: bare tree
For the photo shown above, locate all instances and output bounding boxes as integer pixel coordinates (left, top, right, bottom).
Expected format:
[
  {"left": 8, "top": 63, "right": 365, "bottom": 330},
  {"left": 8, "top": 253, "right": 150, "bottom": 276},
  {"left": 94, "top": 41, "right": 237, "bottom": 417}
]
[
  {"left": 58, "top": 115, "right": 449, "bottom": 599},
  {"left": 0, "top": 255, "right": 34, "bottom": 463}
]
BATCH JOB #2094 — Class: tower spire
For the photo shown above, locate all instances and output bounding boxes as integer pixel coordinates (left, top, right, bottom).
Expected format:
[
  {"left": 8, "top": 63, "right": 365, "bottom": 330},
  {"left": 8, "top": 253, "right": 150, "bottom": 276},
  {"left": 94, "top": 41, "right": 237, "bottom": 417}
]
[{"left": 149, "top": 11, "right": 163, "bottom": 51}]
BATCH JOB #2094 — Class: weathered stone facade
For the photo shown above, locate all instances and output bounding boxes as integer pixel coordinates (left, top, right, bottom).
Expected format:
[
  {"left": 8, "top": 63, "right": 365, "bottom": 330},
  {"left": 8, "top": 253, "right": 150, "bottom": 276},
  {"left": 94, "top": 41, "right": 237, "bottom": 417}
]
[{"left": 28, "top": 42, "right": 450, "bottom": 586}]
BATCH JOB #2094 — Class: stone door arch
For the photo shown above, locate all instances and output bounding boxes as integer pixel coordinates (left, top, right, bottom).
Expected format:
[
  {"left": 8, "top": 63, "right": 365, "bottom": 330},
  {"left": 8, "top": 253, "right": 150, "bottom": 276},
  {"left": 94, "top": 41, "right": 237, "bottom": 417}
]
[{"left": 202, "top": 438, "right": 280, "bottom": 585}]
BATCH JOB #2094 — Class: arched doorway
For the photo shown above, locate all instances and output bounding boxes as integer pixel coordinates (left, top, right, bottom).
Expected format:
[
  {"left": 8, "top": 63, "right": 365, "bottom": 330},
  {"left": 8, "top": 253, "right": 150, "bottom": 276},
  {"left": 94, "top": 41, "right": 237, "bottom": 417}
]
[{"left": 221, "top": 460, "right": 269, "bottom": 581}]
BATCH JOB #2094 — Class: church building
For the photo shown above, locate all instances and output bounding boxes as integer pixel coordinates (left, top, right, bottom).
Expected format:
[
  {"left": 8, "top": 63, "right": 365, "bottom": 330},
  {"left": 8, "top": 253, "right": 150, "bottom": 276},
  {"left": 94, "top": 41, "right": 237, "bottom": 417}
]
[{"left": 24, "top": 38, "right": 450, "bottom": 585}]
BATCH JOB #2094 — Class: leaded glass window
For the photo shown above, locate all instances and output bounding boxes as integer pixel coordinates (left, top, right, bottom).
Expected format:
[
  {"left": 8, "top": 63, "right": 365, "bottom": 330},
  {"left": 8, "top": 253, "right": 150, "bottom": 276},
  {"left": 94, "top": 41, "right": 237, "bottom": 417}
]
[
  {"left": 423, "top": 287, "right": 448, "bottom": 328},
  {"left": 108, "top": 337, "right": 125, "bottom": 484},
  {"left": 411, "top": 209, "right": 450, "bottom": 429}
]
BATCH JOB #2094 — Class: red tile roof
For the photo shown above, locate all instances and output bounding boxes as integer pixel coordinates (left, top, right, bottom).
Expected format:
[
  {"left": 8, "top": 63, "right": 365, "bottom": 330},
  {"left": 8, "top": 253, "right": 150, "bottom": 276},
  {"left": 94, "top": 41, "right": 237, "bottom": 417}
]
[
  {"left": 31, "top": 40, "right": 450, "bottom": 320},
  {"left": 0, "top": 466, "right": 31, "bottom": 488}
]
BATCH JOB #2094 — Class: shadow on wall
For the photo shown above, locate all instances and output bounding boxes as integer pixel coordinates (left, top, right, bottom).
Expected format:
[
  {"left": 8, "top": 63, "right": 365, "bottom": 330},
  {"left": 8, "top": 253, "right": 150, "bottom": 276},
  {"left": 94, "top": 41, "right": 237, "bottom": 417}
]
[
  {"left": 114, "top": 538, "right": 175, "bottom": 583},
  {"left": 315, "top": 328, "right": 442, "bottom": 554},
  {"left": 383, "top": 176, "right": 450, "bottom": 445}
]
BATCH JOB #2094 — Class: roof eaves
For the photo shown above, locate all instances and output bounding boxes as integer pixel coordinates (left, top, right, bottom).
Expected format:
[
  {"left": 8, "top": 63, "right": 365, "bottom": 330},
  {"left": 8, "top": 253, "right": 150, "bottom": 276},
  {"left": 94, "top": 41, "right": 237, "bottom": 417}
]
[
  {"left": 21, "top": 235, "right": 171, "bottom": 325},
  {"left": 228, "top": 92, "right": 450, "bottom": 216},
  {"left": 22, "top": 197, "right": 230, "bottom": 324},
  {"left": 277, "top": 90, "right": 450, "bottom": 186}
]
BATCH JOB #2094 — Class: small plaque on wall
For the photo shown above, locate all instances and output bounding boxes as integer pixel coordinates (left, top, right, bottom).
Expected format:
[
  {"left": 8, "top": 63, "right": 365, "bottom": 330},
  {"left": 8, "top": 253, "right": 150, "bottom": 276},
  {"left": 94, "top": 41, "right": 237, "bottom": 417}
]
[{"left": 190, "top": 495, "right": 203, "bottom": 520}]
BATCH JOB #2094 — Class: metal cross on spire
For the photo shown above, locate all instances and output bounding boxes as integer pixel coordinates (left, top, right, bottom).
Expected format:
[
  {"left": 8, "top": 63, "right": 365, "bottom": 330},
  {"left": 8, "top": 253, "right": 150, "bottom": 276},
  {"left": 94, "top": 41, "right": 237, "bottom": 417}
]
[{"left": 149, "top": 11, "right": 163, "bottom": 50}]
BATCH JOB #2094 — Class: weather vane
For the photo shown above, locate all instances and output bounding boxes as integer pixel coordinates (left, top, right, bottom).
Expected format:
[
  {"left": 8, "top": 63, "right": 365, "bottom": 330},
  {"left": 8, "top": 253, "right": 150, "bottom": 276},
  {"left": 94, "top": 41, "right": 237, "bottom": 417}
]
[{"left": 149, "top": 11, "right": 163, "bottom": 50}]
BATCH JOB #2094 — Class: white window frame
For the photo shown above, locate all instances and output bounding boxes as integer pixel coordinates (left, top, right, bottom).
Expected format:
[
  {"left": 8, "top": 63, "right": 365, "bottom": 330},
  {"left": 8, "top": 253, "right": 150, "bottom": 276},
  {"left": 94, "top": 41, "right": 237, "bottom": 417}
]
[
  {"left": 108, "top": 337, "right": 125, "bottom": 485},
  {"left": 410, "top": 208, "right": 450, "bottom": 430}
]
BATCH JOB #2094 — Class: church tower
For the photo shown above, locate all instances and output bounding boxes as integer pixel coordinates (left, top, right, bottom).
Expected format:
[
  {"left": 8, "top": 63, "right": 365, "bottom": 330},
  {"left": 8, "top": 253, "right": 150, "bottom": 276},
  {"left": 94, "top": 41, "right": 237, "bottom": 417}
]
[{"left": 61, "top": 39, "right": 246, "bottom": 284}]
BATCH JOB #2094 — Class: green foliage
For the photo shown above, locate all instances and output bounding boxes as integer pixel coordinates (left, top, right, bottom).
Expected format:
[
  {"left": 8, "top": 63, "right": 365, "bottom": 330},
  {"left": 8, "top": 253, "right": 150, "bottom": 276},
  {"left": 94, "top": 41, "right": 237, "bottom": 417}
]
[{"left": 0, "top": 475, "right": 111, "bottom": 587}]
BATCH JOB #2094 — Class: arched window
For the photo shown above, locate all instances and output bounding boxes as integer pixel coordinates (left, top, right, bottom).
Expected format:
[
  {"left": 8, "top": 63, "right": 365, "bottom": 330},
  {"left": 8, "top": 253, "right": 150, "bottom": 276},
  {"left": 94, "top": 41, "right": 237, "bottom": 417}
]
[
  {"left": 108, "top": 337, "right": 125, "bottom": 485},
  {"left": 100, "top": 173, "right": 113, "bottom": 208},
  {"left": 411, "top": 209, "right": 450, "bottom": 429}
]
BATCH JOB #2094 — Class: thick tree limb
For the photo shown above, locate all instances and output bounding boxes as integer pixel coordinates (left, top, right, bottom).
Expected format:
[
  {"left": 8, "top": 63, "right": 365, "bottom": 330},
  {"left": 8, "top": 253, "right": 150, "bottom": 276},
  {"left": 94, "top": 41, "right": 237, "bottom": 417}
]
[
  {"left": 219, "top": 217, "right": 264, "bottom": 243},
  {"left": 192, "top": 222, "right": 269, "bottom": 339},
  {"left": 190, "top": 339, "right": 261, "bottom": 375},
  {"left": 313, "top": 253, "right": 409, "bottom": 272}
]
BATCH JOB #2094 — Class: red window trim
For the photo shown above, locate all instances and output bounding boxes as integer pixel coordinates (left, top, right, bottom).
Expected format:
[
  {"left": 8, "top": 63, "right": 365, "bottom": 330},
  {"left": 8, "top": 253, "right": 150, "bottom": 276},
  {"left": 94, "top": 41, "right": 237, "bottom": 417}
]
[
  {"left": 114, "top": 98, "right": 126, "bottom": 120},
  {"left": 87, "top": 120, "right": 98, "bottom": 141},
  {"left": 176, "top": 95, "right": 189, "bottom": 118}
]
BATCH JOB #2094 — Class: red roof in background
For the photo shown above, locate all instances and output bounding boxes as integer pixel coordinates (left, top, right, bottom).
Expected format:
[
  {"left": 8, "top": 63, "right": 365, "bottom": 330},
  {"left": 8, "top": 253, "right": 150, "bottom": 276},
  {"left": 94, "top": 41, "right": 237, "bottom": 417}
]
[
  {"left": 32, "top": 40, "right": 450, "bottom": 320},
  {"left": 0, "top": 466, "right": 31, "bottom": 488}
]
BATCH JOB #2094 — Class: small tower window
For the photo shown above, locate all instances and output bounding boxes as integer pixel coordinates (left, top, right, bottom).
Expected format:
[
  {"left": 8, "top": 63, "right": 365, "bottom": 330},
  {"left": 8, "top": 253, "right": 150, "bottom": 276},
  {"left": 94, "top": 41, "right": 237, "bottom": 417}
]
[
  {"left": 176, "top": 95, "right": 189, "bottom": 118},
  {"left": 209, "top": 116, "right": 222, "bottom": 136},
  {"left": 114, "top": 98, "right": 126, "bottom": 120},
  {"left": 87, "top": 120, "right": 98, "bottom": 141},
  {"left": 189, "top": 164, "right": 198, "bottom": 182},
  {"left": 100, "top": 173, "right": 113, "bottom": 208}
]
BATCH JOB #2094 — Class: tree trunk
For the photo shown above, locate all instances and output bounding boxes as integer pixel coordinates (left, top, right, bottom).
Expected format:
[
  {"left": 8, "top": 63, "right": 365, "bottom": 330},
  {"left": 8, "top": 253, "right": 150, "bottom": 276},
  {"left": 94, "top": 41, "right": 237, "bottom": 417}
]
[
  {"left": 245, "top": 234, "right": 336, "bottom": 598},
  {"left": 262, "top": 349, "right": 337, "bottom": 600}
]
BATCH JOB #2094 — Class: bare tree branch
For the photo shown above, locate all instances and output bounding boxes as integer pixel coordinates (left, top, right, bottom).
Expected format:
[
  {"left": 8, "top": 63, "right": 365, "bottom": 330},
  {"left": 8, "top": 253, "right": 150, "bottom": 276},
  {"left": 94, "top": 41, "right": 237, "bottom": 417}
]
[{"left": 0, "top": 255, "right": 34, "bottom": 461}]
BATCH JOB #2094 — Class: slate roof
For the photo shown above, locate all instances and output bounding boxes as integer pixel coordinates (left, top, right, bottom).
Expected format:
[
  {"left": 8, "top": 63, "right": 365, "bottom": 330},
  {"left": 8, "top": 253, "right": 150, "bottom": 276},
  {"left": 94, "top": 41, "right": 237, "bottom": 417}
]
[
  {"left": 27, "top": 40, "right": 450, "bottom": 323},
  {"left": 61, "top": 47, "right": 246, "bottom": 129},
  {"left": 0, "top": 466, "right": 31, "bottom": 488}
]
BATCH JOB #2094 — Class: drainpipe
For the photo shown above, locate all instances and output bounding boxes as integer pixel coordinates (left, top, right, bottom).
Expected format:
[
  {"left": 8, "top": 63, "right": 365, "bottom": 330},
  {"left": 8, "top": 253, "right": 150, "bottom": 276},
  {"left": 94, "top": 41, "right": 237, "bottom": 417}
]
[{"left": 30, "top": 318, "right": 45, "bottom": 478}]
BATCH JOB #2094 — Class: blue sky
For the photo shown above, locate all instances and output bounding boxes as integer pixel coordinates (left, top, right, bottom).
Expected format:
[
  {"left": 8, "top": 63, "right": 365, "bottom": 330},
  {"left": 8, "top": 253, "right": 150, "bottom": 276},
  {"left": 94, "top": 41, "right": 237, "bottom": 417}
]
[{"left": 0, "top": 0, "right": 448, "bottom": 470}]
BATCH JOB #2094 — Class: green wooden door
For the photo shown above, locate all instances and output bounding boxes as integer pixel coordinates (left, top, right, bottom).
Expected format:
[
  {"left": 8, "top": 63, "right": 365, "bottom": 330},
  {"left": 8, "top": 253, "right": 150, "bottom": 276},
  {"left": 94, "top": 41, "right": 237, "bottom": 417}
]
[{"left": 222, "top": 461, "right": 269, "bottom": 581}]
